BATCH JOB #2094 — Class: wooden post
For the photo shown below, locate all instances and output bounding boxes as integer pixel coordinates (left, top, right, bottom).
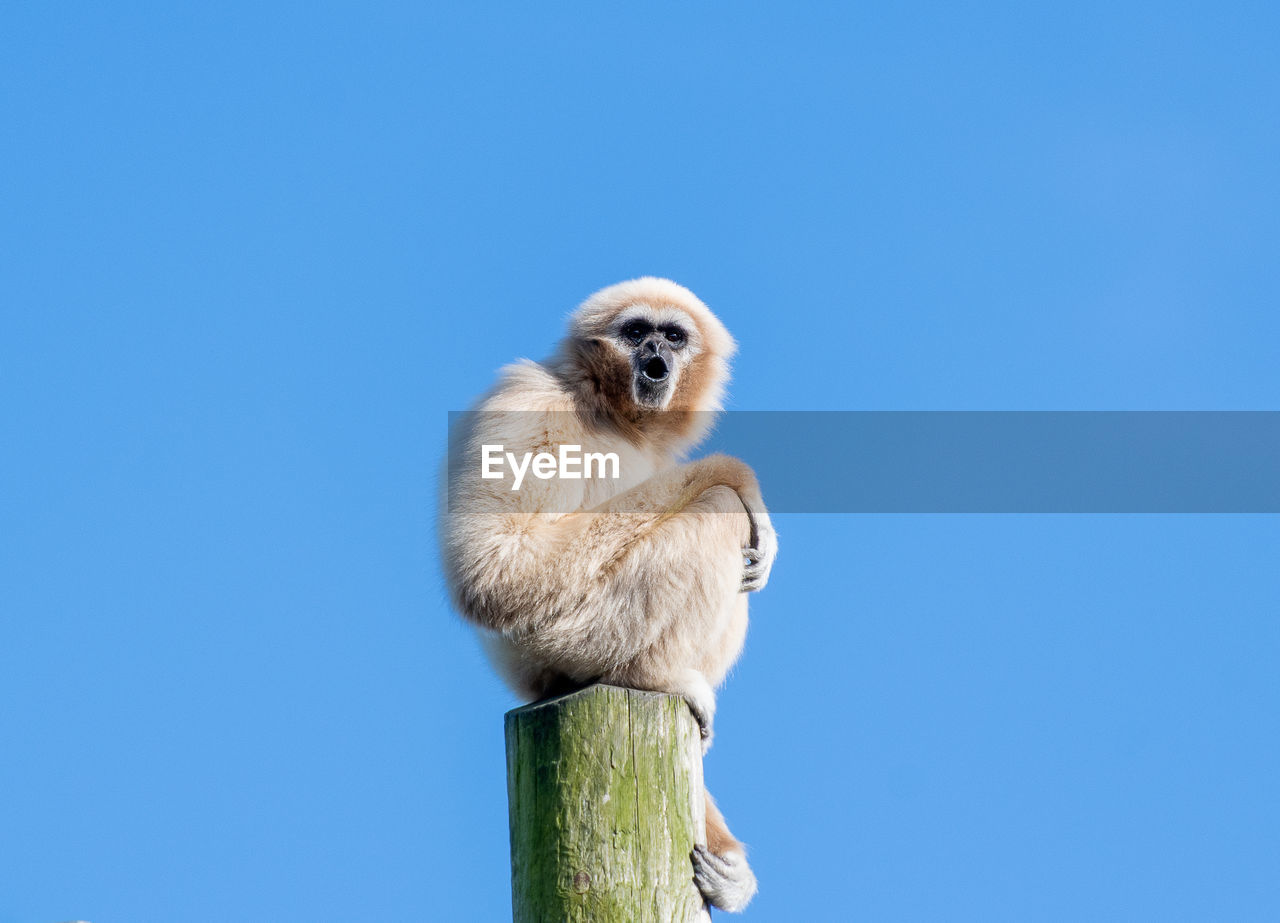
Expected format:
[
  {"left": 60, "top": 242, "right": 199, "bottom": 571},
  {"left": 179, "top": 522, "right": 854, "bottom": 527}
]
[{"left": 505, "top": 684, "right": 711, "bottom": 923}]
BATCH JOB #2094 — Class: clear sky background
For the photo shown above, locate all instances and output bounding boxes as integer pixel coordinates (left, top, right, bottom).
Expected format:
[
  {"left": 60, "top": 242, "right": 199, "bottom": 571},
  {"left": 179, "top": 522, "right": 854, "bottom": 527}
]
[{"left": 3, "top": 3, "right": 1278, "bottom": 921}]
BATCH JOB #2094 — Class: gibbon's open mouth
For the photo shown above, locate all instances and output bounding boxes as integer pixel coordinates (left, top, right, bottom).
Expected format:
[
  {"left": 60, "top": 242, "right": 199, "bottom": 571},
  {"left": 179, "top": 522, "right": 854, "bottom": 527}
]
[{"left": 642, "top": 356, "right": 669, "bottom": 381}]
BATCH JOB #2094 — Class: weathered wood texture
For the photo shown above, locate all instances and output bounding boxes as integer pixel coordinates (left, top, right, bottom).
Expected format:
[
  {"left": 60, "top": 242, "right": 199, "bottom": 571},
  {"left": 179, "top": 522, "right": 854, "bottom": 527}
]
[{"left": 505, "top": 684, "right": 710, "bottom": 923}]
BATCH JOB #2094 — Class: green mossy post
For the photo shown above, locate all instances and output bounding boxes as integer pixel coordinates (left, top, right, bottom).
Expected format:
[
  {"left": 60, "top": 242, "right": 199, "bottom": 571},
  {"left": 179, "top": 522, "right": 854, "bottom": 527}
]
[{"left": 505, "top": 684, "right": 711, "bottom": 923}]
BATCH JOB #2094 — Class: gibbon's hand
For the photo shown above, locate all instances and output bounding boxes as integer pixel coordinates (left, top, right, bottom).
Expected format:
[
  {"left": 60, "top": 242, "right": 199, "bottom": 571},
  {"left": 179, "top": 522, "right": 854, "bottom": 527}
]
[{"left": 740, "top": 504, "right": 776, "bottom": 593}]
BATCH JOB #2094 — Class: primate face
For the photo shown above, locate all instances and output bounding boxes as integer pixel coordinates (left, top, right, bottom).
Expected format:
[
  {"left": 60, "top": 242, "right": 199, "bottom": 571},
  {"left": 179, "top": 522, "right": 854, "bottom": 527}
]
[
  {"left": 566, "top": 277, "right": 733, "bottom": 423},
  {"left": 613, "top": 308, "right": 695, "bottom": 409}
]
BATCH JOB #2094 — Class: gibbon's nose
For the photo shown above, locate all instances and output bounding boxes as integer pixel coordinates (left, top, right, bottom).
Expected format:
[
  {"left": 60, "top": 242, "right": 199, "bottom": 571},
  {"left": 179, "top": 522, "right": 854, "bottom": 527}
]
[
  {"left": 639, "top": 338, "right": 673, "bottom": 382},
  {"left": 642, "top": 354, "right": 669, "bottom": 381}
]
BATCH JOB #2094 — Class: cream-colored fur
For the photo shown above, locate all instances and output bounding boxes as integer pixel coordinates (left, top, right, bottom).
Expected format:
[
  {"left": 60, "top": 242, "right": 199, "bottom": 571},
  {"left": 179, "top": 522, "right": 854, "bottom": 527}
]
[{"left": 441, "top": 277, "right": 774, "bottom": 913}]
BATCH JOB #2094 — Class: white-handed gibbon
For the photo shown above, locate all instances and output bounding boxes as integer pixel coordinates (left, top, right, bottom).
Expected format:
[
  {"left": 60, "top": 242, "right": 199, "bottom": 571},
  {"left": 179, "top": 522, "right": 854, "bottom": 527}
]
[{"left": 442, "top": 277, "right": 776, "bottom": 913}]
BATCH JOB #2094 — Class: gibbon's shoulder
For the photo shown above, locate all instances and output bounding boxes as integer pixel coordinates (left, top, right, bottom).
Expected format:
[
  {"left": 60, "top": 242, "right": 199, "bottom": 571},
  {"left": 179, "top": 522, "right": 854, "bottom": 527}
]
[{"left": 479, "top": 358, "right": 576, "bottom": 414}]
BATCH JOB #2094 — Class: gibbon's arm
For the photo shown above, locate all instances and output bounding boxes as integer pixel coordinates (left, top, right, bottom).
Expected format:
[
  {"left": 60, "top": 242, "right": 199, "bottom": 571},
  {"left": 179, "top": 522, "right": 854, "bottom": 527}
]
[
  {"left": 609, "top": 452, "right": 775, "bottom": 593},
  {"left": 547, "top": 452, "right": 774, "bottom": 578},
  {"left": 529, "top": 452, "right": 773, "bottom": 634},
  {"left": 590, "top": 453, "right": 769, "bottom": 545}
]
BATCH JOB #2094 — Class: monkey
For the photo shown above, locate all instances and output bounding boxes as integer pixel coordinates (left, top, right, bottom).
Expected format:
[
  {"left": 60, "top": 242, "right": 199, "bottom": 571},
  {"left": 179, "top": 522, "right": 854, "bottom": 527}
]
[{"left": 441, "top": 277, "right": 776, "bottom": 913}]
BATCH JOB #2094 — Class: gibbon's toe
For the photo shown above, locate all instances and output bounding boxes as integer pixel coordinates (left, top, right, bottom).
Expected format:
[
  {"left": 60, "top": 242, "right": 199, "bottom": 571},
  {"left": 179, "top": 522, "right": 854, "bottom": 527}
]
[
  {"left": 675, "top": 670, "right": 716, "bottom": 750},
  {"left": 699, "top": 724, "right": 714, "bottom": 755},
  {"left": 692, "top": 845, "right": 758, "bottom": 913}
]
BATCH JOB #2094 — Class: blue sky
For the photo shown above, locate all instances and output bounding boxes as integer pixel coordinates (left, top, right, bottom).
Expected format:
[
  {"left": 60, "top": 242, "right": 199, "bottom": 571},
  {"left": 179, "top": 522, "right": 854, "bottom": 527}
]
[{"left": 2, "top": 2, "right": 1278, "bottom": 921}]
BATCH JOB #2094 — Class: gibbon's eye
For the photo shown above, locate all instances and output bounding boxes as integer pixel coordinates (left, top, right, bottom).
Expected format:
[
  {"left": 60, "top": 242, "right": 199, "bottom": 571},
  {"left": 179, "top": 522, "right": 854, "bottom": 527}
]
[
  {"left": 663, "top": 327, "right": 687, "bottom": 348},
  {"left": 621, "top": 320, "right": 649, "bottom": 344}
]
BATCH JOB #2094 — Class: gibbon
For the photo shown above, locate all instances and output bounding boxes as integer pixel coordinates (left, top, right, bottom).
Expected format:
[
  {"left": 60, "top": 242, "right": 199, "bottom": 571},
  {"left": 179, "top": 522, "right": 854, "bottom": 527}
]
[{"left": 441, "top": 277, "right": 776, "bottom": 913}]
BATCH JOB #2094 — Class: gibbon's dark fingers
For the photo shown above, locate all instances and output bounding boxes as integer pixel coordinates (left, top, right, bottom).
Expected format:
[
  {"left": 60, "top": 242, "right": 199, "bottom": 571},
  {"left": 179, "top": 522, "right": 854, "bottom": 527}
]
[
  {"left": 740, "top": 512, "right": 777, "bottom": 593},
  {"left": 741, "top": 548, "right": 767, "bottom": 593}
]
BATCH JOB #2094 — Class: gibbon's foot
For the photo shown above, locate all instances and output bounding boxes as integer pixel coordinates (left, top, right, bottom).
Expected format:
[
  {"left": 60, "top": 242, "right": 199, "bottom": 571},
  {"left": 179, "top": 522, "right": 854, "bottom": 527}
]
[
  {"left": 685, "top": 694, "right": 715, "bottom": 754},
  {"left": 674, "top": 669, "right": 716, "bottom": 754},
  {"left": 692, "top": 845, "right": 758, "bottom": 913}
]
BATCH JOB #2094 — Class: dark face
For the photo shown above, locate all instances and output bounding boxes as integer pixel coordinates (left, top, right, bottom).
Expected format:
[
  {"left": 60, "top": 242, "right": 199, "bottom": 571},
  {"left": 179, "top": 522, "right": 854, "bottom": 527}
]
[{"left": 618, "top": 316, "right": 689, "bottom": 409}]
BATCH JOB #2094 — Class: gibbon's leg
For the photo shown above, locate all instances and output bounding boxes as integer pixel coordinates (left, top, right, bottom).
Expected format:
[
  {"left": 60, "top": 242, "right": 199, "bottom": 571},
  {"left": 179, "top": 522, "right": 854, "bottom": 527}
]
[
  {"left": 649, "top": 588, "right": 748, "bottom": 752},
  {"left": 700, "top": 591, "right": 750, "bottom": 688},
  {"left": 693, "top": 787, "right": 758, "bottom": 913},
  {"left": 682, "top": 552, "right": 750, "bottom": 746},
  {"left": 493, "top": 487, "right": 747, "bottom": 686},
  {"left": 602, "top": 485, "right": 750, "bottom": 746}
]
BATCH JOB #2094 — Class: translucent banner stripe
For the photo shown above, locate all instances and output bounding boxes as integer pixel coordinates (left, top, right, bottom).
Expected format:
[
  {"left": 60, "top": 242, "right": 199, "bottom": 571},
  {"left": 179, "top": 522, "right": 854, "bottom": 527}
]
[{"left": 447, "top": 411, "right": 1280, "bottom": 513}]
